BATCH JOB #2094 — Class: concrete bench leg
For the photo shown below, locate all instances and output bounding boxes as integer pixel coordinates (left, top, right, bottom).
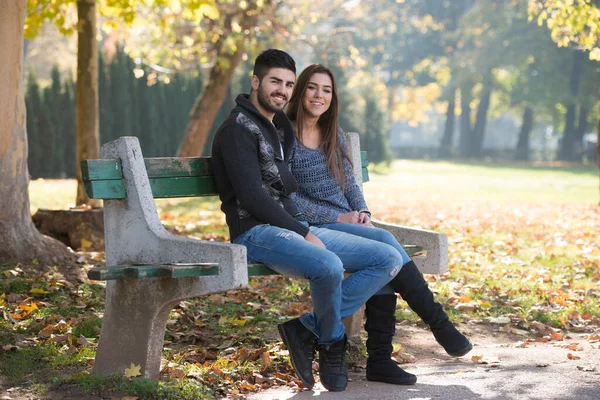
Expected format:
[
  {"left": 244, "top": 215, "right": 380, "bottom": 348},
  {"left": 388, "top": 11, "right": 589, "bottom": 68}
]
[
  {"left": 93, "top": 275, "right": 241, "bottom": 379},
  {"left": 93, "top": 280, "right": 180, "bottom": 379},
  {"left": 343, "top": 306, "right": 364, "bottom": 342}
]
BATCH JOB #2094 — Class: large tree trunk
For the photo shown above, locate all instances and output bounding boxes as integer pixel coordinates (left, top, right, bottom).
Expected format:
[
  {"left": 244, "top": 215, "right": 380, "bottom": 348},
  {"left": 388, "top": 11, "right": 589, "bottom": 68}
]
[
  {"left": 558, "top": 50, "right": 584, "bottom": 161},
  {"left": 75, "top": 0, "right": 101, "bottom": 206},
  {"left": 177, "top": 40, "right": 246, "bottom": 157},
  {"left": 574, "top": 105, "right": 588, "bottom": 161},
  {"left": 514, "top": 106, "right": 534, "bottom": 161},
  {"left": 471, "top": 75, "right": 493, "bottom": 158},
  {"left": 438, "top": 89, "right": 456, "bottom": 159},
  {"left": 458, "top": 84, "right": 473, "bottom": 159},
  {"left": 0, "top": 0, "right": 74, "bottom": 266}
]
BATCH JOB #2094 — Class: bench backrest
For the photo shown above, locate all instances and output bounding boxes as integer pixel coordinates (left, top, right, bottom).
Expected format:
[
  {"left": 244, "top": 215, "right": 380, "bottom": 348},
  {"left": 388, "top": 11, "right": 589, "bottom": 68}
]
[{"left": 81, "top": 152, "right": 369, "bottom": 200}]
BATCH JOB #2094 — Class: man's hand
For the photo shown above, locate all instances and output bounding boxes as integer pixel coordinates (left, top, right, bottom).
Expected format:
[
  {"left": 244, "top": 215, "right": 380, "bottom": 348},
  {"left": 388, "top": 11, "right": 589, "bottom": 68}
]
[
  {"left": 337, "top": 211, "right": 359, "bottom": 224},
  {"left": 305, "top": 231, "right": 326, "bottom": 248},
  {"left": 358, "top": 212, "right": 373, "bottom": 226}
]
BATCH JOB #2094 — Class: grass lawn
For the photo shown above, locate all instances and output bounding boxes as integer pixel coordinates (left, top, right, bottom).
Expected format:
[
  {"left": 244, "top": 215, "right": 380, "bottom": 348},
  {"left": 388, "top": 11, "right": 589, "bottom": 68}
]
[{"left": 2, "top": 160, "right": 598, "bottom": 398}]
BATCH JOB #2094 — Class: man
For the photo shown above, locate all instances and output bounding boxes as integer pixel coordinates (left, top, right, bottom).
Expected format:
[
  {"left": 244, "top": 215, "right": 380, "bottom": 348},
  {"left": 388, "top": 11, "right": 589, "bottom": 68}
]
[{"left": 211, "top": 49, "right": 403, "bottom": 392}]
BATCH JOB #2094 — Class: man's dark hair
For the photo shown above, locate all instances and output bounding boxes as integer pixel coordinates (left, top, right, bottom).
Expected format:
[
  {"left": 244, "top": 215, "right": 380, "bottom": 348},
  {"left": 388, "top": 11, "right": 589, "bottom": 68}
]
[{"left": 253, "top": 49, "right": 296, "bottom": 81}]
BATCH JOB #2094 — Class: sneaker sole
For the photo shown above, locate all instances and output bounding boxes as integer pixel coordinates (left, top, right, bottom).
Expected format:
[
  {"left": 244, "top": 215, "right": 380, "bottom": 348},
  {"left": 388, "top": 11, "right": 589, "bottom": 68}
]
[
  {"left": 277, "top": 324, "right": 315, "bottom": 389},
  {"left": 367, "top": 374, "right": 417, "bottom": 385}
]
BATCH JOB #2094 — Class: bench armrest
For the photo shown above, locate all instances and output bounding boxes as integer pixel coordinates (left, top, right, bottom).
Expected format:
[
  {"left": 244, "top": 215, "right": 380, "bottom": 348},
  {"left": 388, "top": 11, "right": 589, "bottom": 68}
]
[{"left": 372, "top": 220, "right": 448, "bottom": 274}]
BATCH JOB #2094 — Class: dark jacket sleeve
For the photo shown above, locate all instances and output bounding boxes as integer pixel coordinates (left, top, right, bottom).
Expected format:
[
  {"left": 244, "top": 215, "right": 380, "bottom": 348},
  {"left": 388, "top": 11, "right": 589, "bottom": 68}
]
[{"left": 218, "top": 124, "right": 309, "bottom": 237}]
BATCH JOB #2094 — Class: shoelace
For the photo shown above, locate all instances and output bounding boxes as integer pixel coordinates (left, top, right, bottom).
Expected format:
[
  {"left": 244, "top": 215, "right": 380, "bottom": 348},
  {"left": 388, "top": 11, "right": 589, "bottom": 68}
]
[{"left": 321, "top": 344, "right": 347, "bottom": 372}]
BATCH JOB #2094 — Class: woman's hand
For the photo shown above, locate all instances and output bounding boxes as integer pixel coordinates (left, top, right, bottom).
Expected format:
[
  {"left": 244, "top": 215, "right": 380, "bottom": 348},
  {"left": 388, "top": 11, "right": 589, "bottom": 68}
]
[
  {"left": 358, "top": 212, "right": 373, "bottom": 226},
  {"left": 337, "top": 211, "right": 360, "bottom": 224},
  {"left": 305, "top": 231, "right": 326, "bottom": 248}
]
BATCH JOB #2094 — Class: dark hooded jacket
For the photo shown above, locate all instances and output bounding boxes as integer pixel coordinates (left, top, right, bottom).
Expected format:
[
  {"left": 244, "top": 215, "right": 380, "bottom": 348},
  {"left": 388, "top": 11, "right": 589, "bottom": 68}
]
[{"left": 211, "top": 94, "right": 309, "bottom": 241}]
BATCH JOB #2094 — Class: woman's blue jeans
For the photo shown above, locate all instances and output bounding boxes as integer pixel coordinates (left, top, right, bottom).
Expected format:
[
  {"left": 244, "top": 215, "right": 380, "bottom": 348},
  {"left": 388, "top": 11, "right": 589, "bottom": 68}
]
[
  {"left": 317, "top": 223, "right": 412, "bottom": 295},
  {"left": 233, "top": 223, "right": 403, "bottom": 344}
]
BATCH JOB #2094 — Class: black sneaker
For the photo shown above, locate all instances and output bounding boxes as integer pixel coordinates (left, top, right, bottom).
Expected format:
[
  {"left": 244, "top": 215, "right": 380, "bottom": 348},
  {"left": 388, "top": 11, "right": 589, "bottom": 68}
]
[
  {"left": 318, "top": 335, "right": 348, "bottom": 392},
  {"left": 277, "top": 318, "right": 317, "bottom": 389}
]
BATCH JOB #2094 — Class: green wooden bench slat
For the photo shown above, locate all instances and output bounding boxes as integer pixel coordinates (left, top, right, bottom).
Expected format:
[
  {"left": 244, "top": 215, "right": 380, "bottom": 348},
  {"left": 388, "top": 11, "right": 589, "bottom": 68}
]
[
  {"left": 87, "top": 266, "right": 128, "bottom": 280},
  {"left": 81, "top": 158, "right": 212, "bottom": 181},
  {"left": 247, "top": 246, "right": 422, "bottom": 277},
  {"left": 124, "top": 264, "right": 220, "bottom": 279},
  {"left": 404, "top": 245, "right": 420, "bottom": 257},
  {"left": 87, "top": 264, "right": 220, "bottom": 281},
  {"left": 83, "top": 152, "right": 369, "bottom": 198},
  {"left": 84, "top": 180, "right": 127, "bottom": 199},
  {"left": 88, "top": 246, "right": 423, "bottom": 281},
  {"left": 248, "top": 263, "right": 278, "bottom": 277},
  {"left": 81, "top": 159, "right": 123, "bottom": 181},
  {"left": 149, "top": 176, "right": 217, "bottom": 198},
  {"left": 360, "top": 151, "right": 368, "bottom": 166},
  {"left": 145, "top": 158, "right": 212, "bottom": 178},
  {"left": 84, "top": 176, "right": 218, "bottom": 199}
]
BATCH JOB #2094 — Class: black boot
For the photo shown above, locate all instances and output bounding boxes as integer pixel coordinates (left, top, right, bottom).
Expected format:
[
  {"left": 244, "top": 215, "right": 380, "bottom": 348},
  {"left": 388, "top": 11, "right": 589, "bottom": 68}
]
[
  {"left": 390, "top": 261, "right": 473, "bottom": 357},
  {"left": 318, "top": 336, "right": 348, "bottom": 392},
  {"left": 277, "top": 318, "right": 316, "bottom": 389},
  {"left": 365, "top": 294, "right": 417, "bottom": 385}
]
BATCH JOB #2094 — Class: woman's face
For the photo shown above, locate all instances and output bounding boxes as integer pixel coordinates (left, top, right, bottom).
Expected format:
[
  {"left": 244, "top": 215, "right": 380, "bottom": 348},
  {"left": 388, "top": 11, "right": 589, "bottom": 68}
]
[{"left": 302, "top": 72, "right": 333, "bottom": 119}]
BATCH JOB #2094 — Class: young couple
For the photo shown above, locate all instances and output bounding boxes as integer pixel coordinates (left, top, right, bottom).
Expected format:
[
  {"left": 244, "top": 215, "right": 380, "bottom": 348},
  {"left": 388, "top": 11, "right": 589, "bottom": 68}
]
[{"left": 211, "top": 49, "right": 472, "bottom": 392}]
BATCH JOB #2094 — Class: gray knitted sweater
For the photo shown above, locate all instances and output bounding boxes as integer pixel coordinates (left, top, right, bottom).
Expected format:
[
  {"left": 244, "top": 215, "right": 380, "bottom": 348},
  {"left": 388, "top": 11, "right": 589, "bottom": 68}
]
[{"left": 290, "top": 130, "right": 369, "bottom": 225}]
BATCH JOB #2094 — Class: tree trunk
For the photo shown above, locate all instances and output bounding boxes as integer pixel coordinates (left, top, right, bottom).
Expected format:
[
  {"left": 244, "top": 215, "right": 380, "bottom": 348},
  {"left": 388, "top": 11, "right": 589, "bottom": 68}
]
[
  {"left": 177, "top": 40, "right": 246, "bottom": 157},
  {"left": 75, "top": 0, "right": 101, "bottom": 206},
  {"left": 438, "top": 89, "right": 456, "bottom": 159},
  {"left": 471, "top": 75, "right": 493, "bottom": 158},
  {"left": 559, "top": 104, "right": 578, "bottom": 161},
  {"left": 0, "top": 0, "right": 74, "bottom": 266},
  {"left": 574, "top": 105, "right": 588, "bottom": 161},
  {"left": 597, "top": 109, "right": 599, "bottom": 205},
  {"left": 514, "top": 106, "right": 533, "bottom": 161},
  {"left": 458, "top": 84, "right": 473, "bottom": 159},
  {"left": 558, "top": 50, "right": 584, "bottom": 161}
]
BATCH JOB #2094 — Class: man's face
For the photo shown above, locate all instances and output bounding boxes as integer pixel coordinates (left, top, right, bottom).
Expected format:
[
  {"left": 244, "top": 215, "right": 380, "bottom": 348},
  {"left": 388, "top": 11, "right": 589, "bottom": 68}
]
[{"left": 252, "top": 68, "right": 296, "bottom": 116}]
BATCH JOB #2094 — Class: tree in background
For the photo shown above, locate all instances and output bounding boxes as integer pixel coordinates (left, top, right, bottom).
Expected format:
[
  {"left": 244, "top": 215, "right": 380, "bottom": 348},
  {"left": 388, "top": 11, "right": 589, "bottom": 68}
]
[
  {"left": 363, "top": 90, "right": 392, "bottom": 164},
  {"left": 530, "top": 0, "right": 600, "bottom": 199},
  {"left": 25, "top": 50, "right": 207, "bottom": 178},
  {"left": 0, "top": 0, "right": 74, "bottom": 265}
]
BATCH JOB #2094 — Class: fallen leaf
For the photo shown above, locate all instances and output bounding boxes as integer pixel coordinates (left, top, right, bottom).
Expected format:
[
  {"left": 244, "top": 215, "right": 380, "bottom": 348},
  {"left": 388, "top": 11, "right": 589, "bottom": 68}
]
[
  {"left": 550, "top": 330, "right": 563, "bottom": 341},
  {"left": 487, "top": 316, "right": 510, "bottom": 325},
  {"left": 576, "top": 365, "right": 596, "bottom": 372},
  {"left": 30, "top": 288, "right": 50, "bottom": 295},
  {"left": 230, "top": 318, "right": 247, "bottom": 327},
  {"left": 8, "top": 313, "right": 22, "bottom": 322},
  {"left": 567, "top": 353, "right": 581, "bottom": 360},
  {"left": 124, "top": 363, "right": 142, "bottom": 378},
  {"left": 80, "top": 238, "right": 93, "bottom": 249},
  {"left": 261, "top": 351, "right": 271, "bottom": 370},
  {"left": 169, "top": 368, "right": 186, "bottom": 379}
]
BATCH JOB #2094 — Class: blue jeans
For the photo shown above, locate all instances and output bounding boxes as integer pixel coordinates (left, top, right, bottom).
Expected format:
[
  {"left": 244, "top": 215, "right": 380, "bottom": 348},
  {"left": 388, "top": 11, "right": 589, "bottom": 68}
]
[
  {"left": 233, "top": 223, "right": 403, "bottom": 344},
  {"left": 317, "top": 223, "right": 411, "bottom": 295}
]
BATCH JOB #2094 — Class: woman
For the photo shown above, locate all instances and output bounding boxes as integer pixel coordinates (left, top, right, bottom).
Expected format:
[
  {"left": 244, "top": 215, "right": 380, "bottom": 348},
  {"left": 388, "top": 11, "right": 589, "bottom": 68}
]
[{"left": 287, "top": 64, "right": 472, "bottom": 386}]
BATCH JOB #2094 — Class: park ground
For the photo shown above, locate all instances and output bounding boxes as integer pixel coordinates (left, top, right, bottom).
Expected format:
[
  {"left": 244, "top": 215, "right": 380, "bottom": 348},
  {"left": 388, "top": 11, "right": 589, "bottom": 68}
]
[{"left": 1, "top": 160, "right": 599, "bottom": 399}]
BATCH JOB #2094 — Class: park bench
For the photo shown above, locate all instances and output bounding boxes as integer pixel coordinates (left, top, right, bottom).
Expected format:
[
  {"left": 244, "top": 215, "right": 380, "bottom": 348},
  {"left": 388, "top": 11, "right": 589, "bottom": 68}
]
[{"left": 81, "top": 134, "right": 448, "bottom": 379}]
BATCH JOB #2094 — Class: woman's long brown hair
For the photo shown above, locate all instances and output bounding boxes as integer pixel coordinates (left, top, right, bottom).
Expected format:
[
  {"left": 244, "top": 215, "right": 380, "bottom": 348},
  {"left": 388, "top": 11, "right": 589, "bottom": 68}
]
[{"left": 287, "top": 64, "right": 350, "bottom": 189}]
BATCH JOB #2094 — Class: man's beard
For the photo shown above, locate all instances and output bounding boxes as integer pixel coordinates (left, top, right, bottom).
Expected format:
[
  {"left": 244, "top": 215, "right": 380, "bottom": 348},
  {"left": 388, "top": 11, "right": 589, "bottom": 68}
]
[{"left": 257, "top": 83, "right": 287, "bottom": 114}]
